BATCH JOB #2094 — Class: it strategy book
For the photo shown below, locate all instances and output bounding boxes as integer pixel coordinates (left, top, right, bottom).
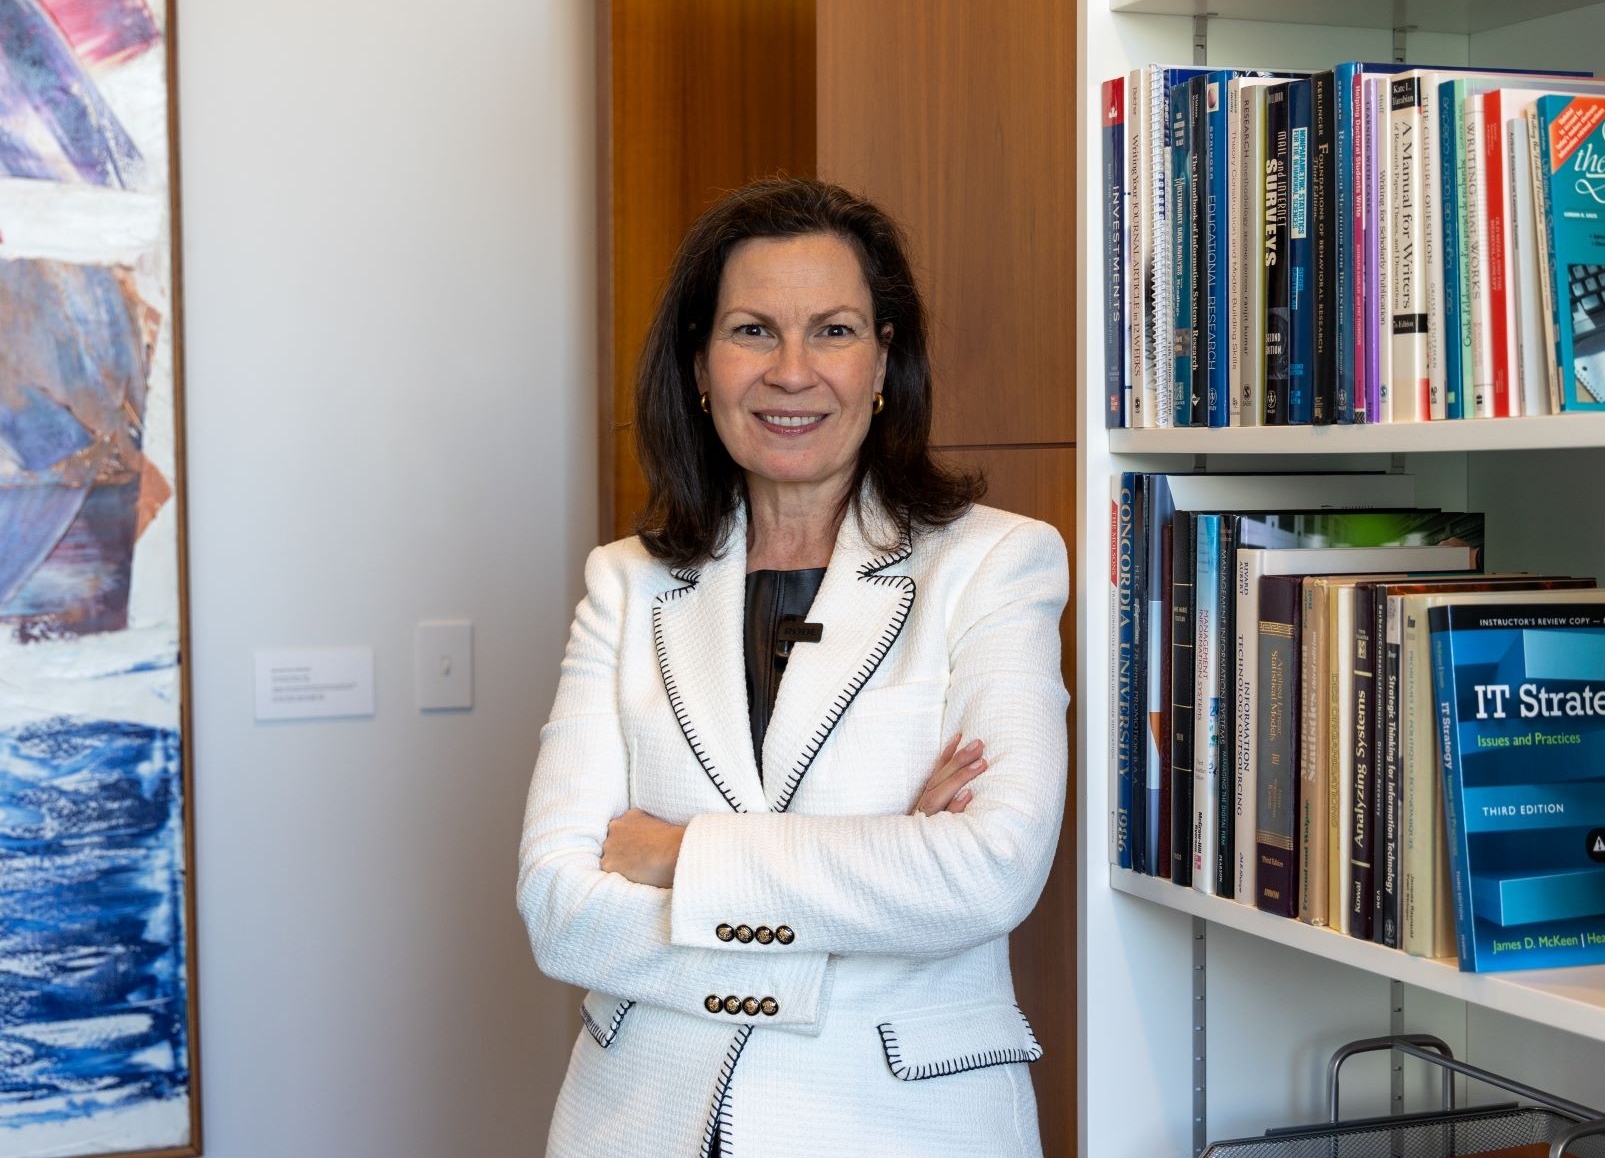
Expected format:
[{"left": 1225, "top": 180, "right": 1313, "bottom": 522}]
[{"left": 1430, "top": 597, "right": 1605, "bottom": 972}]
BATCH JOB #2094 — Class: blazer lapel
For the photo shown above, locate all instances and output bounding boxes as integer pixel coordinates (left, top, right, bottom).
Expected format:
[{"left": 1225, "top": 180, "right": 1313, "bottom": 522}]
[
  {"left": 651, "top": 518, "right": 764, "bottom": 814},
  {"left": 761, "top": 505, "right": 917, "bottom": 813}
]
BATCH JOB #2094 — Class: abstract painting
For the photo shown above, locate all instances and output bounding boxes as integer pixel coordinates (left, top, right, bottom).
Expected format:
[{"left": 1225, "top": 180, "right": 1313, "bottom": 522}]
[{"left": 0, "top": 1, "right": 194, "bottom": 1156}]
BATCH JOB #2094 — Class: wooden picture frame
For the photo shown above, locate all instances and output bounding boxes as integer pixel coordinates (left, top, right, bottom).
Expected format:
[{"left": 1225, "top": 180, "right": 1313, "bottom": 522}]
[{"left": 0, "top": 0, "right": 199, "bottom": 1154}]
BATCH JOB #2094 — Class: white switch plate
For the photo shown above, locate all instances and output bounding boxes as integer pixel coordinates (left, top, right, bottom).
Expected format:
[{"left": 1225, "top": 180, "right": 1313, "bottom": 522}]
[{"left": 416, "top": 620, "right": 473, "bottom": 711}]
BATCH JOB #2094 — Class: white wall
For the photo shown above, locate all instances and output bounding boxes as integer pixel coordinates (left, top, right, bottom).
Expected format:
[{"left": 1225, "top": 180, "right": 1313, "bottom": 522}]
[{"left": 177, "top": 0, "right": 594, "bottom": 1153}]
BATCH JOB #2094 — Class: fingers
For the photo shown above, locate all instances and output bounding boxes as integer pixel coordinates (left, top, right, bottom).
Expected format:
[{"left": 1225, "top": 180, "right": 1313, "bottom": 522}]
[
  {"left": 916, "top": 753, "right": 987, "bottom": 815},
  {"left": 927, "top": 737, "right": 984, "bottom": 791}
]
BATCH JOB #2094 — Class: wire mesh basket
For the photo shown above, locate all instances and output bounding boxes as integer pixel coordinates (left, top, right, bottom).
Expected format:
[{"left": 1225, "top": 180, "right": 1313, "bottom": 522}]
[{"left": 1201, "top": 1036, "right": 1605, "bottom": 1158}]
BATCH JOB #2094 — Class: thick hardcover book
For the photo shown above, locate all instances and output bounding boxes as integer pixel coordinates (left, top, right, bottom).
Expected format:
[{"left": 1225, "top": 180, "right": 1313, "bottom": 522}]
[
  {"left": 1263, "top": 83, "right": 1293, "bottom": 426},
  {"left": 1535, "top": 95, "right": 1605, "bottom": 411},
  {"left": 1431, "top": 599, "right": 1605, "bottom": 972},
  {"left": 1230, "top": 80, "right": 1276, "bottom": 427},
  {"left": 1300, "top": 574, "right": 1333, "bottom": 926},
  {"left": 1287, "top": 78, "right": 1315, "bottom": 424},
  {"left": 1113, "top": 475, "right": 1135, "bottom": 867},
  {"left": 1170, "top": 509, "right": 1197, "bottom": 884},
  {"left": 1158, "top": 522, "right": 1175, "bottom": 873},
  {"left": 1257, "top": 573, "right": 1304, "bottom": 916},
  {"left": 1104, "top": 76, "right": 1128, "bottom": 428},
  {"left": 1235, "top": 544, "right": 1476, "bottom": 908},
  {"left": 1171, "top": 80, "right": 1198, "bottom": 427},
  {"left": 1311, "top": 70, "right": 1337, "bottom": 425},
  {"left": 1130, "top": 477, "right": 1150, "bottom": 873},
  {"left": 1352, "top": 582, "right": 1378, "bottom": 940}
]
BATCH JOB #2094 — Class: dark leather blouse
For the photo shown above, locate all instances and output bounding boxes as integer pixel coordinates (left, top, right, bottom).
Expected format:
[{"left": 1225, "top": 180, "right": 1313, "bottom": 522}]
[{"left": 742, "top": 567, "right": 826, "bottom": 781}]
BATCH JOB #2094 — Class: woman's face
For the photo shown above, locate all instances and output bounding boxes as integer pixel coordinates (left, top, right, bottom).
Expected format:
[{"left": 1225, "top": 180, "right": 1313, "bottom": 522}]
[{"left": 696, "top": 232, "right": 888, "bottom": 506}]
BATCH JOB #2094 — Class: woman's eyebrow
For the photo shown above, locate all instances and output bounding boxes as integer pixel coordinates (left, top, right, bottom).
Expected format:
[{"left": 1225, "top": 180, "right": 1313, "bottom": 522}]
[{"left": 715, "top": 305, "right": 869, "bottom": 326}]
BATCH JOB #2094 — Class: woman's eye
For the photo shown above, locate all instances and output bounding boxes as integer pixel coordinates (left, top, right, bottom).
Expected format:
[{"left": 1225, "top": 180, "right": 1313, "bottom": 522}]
[
  {"left": 735, "top": 324, "right": 767, "bottom": 338},
  {"left": 822, "top": 324, "right": 854, "bottom": 338}
]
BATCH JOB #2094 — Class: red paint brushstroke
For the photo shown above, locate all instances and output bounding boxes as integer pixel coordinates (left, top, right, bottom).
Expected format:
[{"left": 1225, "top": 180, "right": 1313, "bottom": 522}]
[{"left": 38, "top": 0, "right": 160, "bottom": 67}]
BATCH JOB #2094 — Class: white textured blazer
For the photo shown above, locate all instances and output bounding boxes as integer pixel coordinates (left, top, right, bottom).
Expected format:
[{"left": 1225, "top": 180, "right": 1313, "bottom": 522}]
[{"left": 518, "top": 500, "right": 1069, "bottom": 1158}]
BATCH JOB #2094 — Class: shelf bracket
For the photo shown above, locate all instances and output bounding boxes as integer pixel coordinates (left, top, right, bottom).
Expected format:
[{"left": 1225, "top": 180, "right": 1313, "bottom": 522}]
[
  {"left": 1391, "top": 980, "right": 1405, "bottom": 1115},
  {"left": 1391, "top": 25, "right": 1413, "bottom": 65},
  {"left": 1193, "top": 916, "right": 1208, "bottom": 1158},
  {"left": 1193, "top": 13, "right": 1210, "bottom": 66}
]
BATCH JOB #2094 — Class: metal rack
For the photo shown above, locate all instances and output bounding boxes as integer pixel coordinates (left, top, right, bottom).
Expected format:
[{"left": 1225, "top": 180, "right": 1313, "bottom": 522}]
[{"left": 1202, "top": 1036, "right": 1605, "bottom": 1157}]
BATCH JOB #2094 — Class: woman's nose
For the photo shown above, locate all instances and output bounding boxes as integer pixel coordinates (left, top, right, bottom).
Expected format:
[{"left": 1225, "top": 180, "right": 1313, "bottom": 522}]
[{"left": 765, "top": 338, "right": 815, "bottom": 390}]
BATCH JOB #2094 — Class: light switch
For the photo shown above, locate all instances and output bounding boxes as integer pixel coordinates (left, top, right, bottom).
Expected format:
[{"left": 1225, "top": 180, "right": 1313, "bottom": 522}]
[{"left": 416, "top": 620, "right": 473, "bottom": 711}]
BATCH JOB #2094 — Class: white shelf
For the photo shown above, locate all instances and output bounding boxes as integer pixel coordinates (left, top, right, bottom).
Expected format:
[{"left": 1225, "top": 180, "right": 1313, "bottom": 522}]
[
  {"left": 1107, "top": 412, "right": 1605, "bottom": 455},
  {"left": 1108, "top": 0, "right": 1600, "bottom": 35},
  {"left": 1113, "top": 868, "right": 1605, "bottom": 1042}
]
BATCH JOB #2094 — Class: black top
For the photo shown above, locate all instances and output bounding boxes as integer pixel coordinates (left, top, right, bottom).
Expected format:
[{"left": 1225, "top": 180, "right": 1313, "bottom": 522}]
[{"left": 743, "top": 567, "right": 826, "bottom": 781}]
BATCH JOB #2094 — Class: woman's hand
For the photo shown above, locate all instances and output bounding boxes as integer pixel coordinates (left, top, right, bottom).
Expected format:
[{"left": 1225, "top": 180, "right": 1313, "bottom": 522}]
[
  {"left": 601, "top": 808, "right": 686, "bottom": 888},
  {"left": 913, "top": 734, "right": 987, "bottom": 816}
]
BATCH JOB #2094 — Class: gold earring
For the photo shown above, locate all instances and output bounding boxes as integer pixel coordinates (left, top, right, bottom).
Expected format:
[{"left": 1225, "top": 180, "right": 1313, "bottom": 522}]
[
  {"left": 873, "top": 392, "right": 885, "bottom": 415},
  {"left": 700, "top": 393, "right": 710, "bottom": 414}
]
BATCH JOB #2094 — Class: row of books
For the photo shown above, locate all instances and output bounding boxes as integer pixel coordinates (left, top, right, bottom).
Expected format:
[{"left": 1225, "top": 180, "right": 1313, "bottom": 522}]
[
  {"left": 1109, "top": 471, "right": 1605, "bottom": 972},
  {"left": 1101, "top": 62, "right": 1605, "bottom": 429}
]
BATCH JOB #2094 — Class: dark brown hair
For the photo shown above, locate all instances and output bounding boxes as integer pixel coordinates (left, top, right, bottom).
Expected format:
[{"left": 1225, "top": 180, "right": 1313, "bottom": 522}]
[{"left": 632, "top": 176, "right": 983, "bottom": 565}]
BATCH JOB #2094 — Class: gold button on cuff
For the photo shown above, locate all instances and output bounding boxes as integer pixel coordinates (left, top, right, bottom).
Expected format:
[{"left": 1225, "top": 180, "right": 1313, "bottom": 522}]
[
  {"left": 755, "top": 926, "right": 774, "bottom": 944},
  {"left": 723, "top": 995, "right": 741, "bottom": 1015},
  {"left": 760, "top": 996, "right": 779, "bottom": 1016},
  {"left": 704, "top": 995, "right": 722, "bottom": 1014},
  {"left": 741, "top": 996, "right": 760, "bottom": 1017},
  {"left": 735, "top": 924, "right": 754, "bottom": 943},
  {"left": 715, "top": 923, "right": 735, "bottom": 942},
  {"left": 775, "top": 925, "right": 795, "bottom": 944}
]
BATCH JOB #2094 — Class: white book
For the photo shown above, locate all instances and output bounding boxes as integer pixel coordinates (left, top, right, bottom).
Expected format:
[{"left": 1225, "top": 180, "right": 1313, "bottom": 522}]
[
  {"left": 1389, "top": 73, "right": 1429, "bottom": 423},
  {"left": 1373, "top": 77, "right": 1395, "bottom": 424},
  {"left": 1508, "top": 112, "right": 1552, "bottom": 417},
  {"left": 1140, "top": 65, "right": 1179, "bottom": 428},
  {"left": 1464, "top": 94, "right": 1496, "bottom": 419},
  {"left": 1128, "top": 67, "right": 1150, "bottom": 428},
  {"left": 1526, "top": 105, "right": 1564, "bottom": 412},
  {"left": 1230, "top": 78, "right": 1278, "bottom": 428},
  {"left": 1329, "top": 585, "right": 1358, "bottom": 936},
  {"left": 1420, "top": 71, "right": 1450, "bottom": 421},
  {"left": 1232, "top": 542, "right": 1475, "bottom": 906}
]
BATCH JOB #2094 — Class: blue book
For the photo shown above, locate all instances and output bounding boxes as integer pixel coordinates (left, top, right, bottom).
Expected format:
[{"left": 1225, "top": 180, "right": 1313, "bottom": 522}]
[
  {"left": 1103, "top": 76, "right": 1127, "bottom": 428},
  {"left": 1439, "top": 79, "right": 1469, "bottom": 420},
  {"left": 1171, "top": 80, "right": 1198, "bottom": 426},
  {"left": 1287, "top": 78, "right": 1315, "bottom": 424},
  {"left": 1534, "top": 95, "right": 1605, "bottom": 412},
  {"left": 1429, "top": 599, "right": 1605, "bottom": 972},
  {"left": 1192, "top": 513, "right": 1224, "bottom": 892},
  {"left": 1203, "top": 71, "right": 1241, "bottom": 427}
]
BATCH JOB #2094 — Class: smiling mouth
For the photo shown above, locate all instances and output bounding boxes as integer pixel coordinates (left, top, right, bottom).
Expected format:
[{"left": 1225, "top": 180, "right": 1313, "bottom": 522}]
[{"left": 757, "top": 413, "right": 825, "bottom": 430}]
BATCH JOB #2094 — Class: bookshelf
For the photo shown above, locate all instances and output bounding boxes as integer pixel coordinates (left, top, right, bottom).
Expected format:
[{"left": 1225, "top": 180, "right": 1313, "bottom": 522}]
[{"left": 1078, "top": 3, "right": 1605, "bottom": 1155}]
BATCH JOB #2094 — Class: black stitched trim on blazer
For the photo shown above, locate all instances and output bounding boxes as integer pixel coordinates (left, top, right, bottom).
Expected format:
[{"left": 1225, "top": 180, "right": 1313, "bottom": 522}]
[
  {"left": 699, "top": 1025, "right": 753, "bottom": 1158},
  {"left": 579, "top": 997, "right": 634, "bottom": 1049},
  {"left": 652, "top": 567, "right": 747, "bottom": 815},
  {"left": 771, "top": 531, "right": 916, "bottom": 814},
  {"left": 874, "top": 1005, "right": 1044, "bottom": 1081}
]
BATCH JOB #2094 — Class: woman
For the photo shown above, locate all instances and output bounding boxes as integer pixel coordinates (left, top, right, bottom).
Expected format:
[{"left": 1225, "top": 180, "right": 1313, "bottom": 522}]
[{"left": 517, "top": 177, "right": 1068, "bottom": 1158}]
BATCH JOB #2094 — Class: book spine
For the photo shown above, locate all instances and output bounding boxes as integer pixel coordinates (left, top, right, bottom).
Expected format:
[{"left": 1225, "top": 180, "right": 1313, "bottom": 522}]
[
  {"left": 1147, "top": 68, "right": 1176, "bottom": 428},
  {"left": 1234, "top": 550, "right": 1263, "bottom": 904},
  {"left": 1510, "top": 114, "right": 1549, "bottom": 417},
  {"left": 1112, "top": 474, "right": 1134, "bottom": 867},
  {"left": 1327, "top": 585, "right": 1354, "bottom": 933},
  {"left": 1189, "top": 76, "right": 1209, "bottom": 427},
  {"left": 1375, "top": 588, "right": 1399, "bottom": 946},
  {"left": 1371, "top": 79, "right": 1394, "bottom": 424},
  {"left": 1392, "top": 75, "right": 1429, "bottom": 422},
  {"left": 1129, "top": 477, "right": 1149, "bottom": 874},
  {"left": 1483, "top": 93, "right": 1517, "bottom": 417},
  {"left": 1465, "top": 94, "right": 1496, "bottom": 419},
  {"left": 1527, "top": 106, "right": 1562, "bottom": 414},
  {"left": 1536, "top": 94, "right": 1605, "bottom": 413},
  {"left": 1171, "top": 82, "right": 1195, "bottom": 427},
  {"left": 1256, "top": 574, "right": 1301, "bottom": 917},
  {"left": 1157, "top": 519, "right": 1176, "bottom": 873},
  {"left": 1142, "top": 476, "right": 1170, "bottom": 873},
  {"left": 1443, "top": 81, "right": 1469, "bottom": 420},
  {"left": 1169, "top": 510, "right": 1196, "bottom": 885},
  {"left": 1312, "top": 71, "right": 1337, "bottom": 425},
  {"left": 1299, "top": 577, "right": 1330, "bottom": 926},
  {"left": 1263, "top": 84, "right": 1292, "bottom": 426},
  {"left": 1355, "top": 70, "right": 1374, "bottom": 422},
  {"left": 1205, "top": 74, "right": 1230, "bottom": 427},
  {"left": 1215, "top": 516, "right": 1237, "bottom": 898},
  {"left": 1288, "top": 79, "right": 1315, "bottom": 424},
  {"left": 1400, "top": 598, "right": 1443, "bottom": 956},
  {"left": 1335, "top": 64, "right": 1358, "bottom": 423},
  {"left": 1429, "top": 626, "right": 1475, "bottom": 969},
  {"left": 1228, "top": 82, "right": 1245, "bottom": 428},
  {"left": 1350, "top": 584, "right": 1378, "bottom": 940},
  {"left": 1192, "top": 514, "right": 1221, "bottom": 894},
  {"left": 1104, "top": 77, "right": 1127, "bottom": 428},
  {"left": 1422, "top": 73, "right": 1447, "bottom": 422}
]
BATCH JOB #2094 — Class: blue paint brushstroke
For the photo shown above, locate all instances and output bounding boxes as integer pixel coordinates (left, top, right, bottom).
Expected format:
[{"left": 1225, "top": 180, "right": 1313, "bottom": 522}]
[
  {"left": 0, "top": 717, "right": 189, "bottom": 1127},
  {"left": 0, "top": 0, "right": 145, "bottom": 188}
]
